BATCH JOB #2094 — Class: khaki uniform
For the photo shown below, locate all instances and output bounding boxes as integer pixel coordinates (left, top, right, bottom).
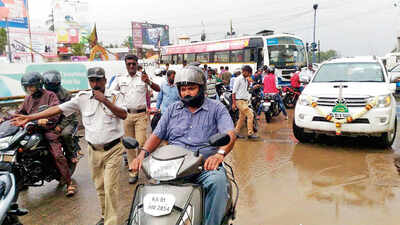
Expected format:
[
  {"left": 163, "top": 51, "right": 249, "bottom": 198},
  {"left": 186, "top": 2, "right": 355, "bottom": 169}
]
[
  {"left": 232, "top": 75, "right": 254, "bottom": 135},
  {"left": 110, "top": 73, "right": 148, "bottom": 176},
  {"left": 59, "top": 89, "right": 127, "bottom": 225}
]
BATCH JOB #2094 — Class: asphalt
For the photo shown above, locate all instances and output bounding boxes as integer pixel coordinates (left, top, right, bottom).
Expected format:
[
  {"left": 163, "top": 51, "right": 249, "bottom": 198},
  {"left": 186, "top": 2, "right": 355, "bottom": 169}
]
[{"left": 18, "top": 109, "right": 400, "bottom": 225}]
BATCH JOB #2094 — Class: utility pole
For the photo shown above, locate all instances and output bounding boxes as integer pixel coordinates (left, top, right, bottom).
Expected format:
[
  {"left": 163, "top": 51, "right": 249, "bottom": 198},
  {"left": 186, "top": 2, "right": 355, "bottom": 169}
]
[
  {"left": 5, "top": 18, "right": 12, "bottom": 63},
  {"left": 318, "top": 40, "right": 321, "bottom": 63},
  {"left": 394, "top": 1, "right": 400, "bottom": 52},
  {"left": 312, "top": 4, "right": 318, "bottom": 64},
  {"left": 26, "top": 0, "right": 34, "bottom": 62}
]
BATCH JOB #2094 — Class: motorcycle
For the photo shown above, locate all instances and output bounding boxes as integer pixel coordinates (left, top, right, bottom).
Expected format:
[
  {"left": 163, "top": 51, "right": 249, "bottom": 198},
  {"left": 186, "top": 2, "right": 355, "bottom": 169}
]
[
  {"left": 0, "top": 171, "right": 28, "bottom": 225},
  {"left": 123, "top": 133, "right": 239, "bottom": 225},
  {"left": 281, "top": 86, "right": 301, "bottom": 109},
  {"left": 0, "top": 119, "right": 80, "bottom": 193},
  {"left": 263, "top": 93, "right": 282, "bottom": 123}
]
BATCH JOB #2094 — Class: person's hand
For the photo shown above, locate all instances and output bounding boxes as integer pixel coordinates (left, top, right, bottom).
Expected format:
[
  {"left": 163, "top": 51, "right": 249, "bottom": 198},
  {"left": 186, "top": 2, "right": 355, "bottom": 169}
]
[
  {"left": 11, "top": 114, "right": 31, "bottom": 127},
  {"left": 204, "top": 153, "right": 224, "bottom": 170},
  {"left": 92, "top": 90, "right": 107, "bottom": 103},
  {"left": 130, "top": 152, "right": 145, "bottom": 173},
  {"left": 0, "top": 118, "right": 4, "bottom": 123},
  {"left": 38, "top": 119, "right": 48, "bottom": 126},
  {"left": 232, "top": 103, "right": 237, "bottom": 111},
  {"left": 55, "top": 126, "right": 62, "bottom": 133},
  {"left": 141, "top": 71, "right": 150, "bottom": 84}
]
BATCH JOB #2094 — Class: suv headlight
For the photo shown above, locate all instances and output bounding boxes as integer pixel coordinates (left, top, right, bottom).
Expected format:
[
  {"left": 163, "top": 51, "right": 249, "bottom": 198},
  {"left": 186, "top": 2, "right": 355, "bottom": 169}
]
[
  {"left": 299, "top": 95, "right": 318, "bottom": 106},
  {"left": 371, "top": 95, "right": 391, "bottom": 108}
]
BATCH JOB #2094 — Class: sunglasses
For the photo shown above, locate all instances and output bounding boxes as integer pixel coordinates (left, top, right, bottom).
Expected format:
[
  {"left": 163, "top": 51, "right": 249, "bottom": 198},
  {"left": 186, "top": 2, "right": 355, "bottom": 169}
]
[
  {"left": 88, "top": 77, "right": 104, "bottom": 82},
  {"left": 126, "top": 62, "right": 137, "bottom": 66}
]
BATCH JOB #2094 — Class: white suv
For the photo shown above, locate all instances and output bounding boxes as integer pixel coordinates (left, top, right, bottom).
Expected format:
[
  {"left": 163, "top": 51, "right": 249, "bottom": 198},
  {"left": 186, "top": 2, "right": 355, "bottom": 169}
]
[{"left": 293, "top": 57, "right": 398, "bottom": 147}]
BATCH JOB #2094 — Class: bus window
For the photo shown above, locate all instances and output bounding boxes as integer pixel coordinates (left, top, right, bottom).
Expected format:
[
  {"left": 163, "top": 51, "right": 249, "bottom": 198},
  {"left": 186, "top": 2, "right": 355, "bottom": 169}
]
[
  {"left": 196, "top": 53, "right": 209, "bottom": 63},
  {"left": 231, "top": 50, "right": 244, "bottom": 63},
  {"left": 161, "top": 55, "right": 171, "bottom": 64},
  {"left": 244, "top": 48, "right": 256, "bottom": 62},
  {"left": 177, "top": 54, "right": 183, "bottom": 64},
  {"left": 214, "top": 51, "right": 229, "bottom": 63},
  {"left": 171, "top": 55, "right": 176, "bottom": 64},
  {"left": 184, "top": 53, "right": 196, "bottom": 63}
]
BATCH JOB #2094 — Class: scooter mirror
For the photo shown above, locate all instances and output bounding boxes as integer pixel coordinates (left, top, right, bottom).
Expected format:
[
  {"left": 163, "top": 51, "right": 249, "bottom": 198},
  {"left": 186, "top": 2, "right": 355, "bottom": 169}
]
[
  {"left": 208, "top": 133, "right": 230, "bottom": 147},
  {"left": 122, "top": 137, "right": 139, "bottom": 149}
]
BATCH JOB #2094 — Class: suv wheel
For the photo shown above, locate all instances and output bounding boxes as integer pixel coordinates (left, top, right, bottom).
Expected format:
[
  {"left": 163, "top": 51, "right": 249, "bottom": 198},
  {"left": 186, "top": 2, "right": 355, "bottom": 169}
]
[
  {"left": 293, "top": 119, "right": 313, "bottom": 143},
  {"left": 380, "top": 117, "right": 397, "bottom": 148}
]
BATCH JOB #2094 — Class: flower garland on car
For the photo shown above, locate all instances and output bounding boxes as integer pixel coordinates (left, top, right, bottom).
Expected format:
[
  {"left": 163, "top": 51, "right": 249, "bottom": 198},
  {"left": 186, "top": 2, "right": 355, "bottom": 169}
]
[{"left": 307, "top": 96, "right": 378, "bottom": 135}]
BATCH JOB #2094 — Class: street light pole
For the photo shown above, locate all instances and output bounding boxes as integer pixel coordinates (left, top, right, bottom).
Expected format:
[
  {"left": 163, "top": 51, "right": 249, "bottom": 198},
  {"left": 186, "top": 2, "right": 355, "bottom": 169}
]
[
  {"left": 312, "top": 4, "right": 318, "bottom": 64},
  {"left": 5, "top": 17, "right": 12, "bottom": 63}
]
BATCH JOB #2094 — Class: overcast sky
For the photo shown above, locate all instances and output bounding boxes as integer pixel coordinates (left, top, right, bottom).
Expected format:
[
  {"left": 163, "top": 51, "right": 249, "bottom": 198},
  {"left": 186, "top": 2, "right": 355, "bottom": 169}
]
[{"left": 28, "top": 0, "right": 399, "bottom": 57}]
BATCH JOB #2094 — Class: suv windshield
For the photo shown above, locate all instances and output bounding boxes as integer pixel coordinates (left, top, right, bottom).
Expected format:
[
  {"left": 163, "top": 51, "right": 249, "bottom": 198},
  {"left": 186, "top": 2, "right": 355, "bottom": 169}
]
[{"left": 313, "top": 63, "right": 385, "bottom": 83}]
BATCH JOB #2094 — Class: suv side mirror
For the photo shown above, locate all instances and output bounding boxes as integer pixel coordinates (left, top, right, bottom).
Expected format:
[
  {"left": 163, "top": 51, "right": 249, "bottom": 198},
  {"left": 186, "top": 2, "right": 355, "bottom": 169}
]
[
  {"left": 122, "top": 137, "right": 139, "bottom": 149},
  {"left": 390, "top": 73, "right": 400, "bottom": 83},
  {"left": 208, "top": 133, "right": 230, "bottom": 147}
]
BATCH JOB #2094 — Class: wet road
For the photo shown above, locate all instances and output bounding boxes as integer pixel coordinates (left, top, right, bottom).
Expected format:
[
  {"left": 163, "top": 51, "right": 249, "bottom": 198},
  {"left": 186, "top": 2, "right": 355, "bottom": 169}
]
[{"left": 19, "top": 109, "right": 400, "bottom": 225}]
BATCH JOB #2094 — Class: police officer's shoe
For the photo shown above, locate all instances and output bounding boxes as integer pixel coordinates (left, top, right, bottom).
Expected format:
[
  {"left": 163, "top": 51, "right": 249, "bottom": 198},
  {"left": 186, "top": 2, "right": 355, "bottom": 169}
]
[
  {"left": 236, "top": 134, "right": 245, "bottom": 139},
  {"left": 128, "top": 175, "right": 138, "bottom": 184},
  {"left": 95, "top": 218, "right": 104, "bottom": 225},
  {"left": 248, "top": 134, "right": 259, "bottom": 139}
]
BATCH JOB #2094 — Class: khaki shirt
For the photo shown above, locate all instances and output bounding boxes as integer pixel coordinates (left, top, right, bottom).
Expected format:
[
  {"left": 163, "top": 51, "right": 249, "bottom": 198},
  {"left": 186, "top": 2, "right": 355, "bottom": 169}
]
[
  {"left": 109, "top": 73, "right": 147, "bottom": 110},
  {"left": 59, "top": 90, "right": 127, "bottom": 145}
]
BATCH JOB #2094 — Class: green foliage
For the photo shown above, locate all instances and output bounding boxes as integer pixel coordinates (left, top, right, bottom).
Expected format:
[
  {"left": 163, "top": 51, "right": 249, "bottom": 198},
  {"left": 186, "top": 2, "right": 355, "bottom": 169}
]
[
  {"left": 0, "top": 28, "right": 7, "bottom": 55},
  {"left": 122, "top": 36, "right": 133, "bottom": 49},
  {"left": 71, "top": 43, "right": 86, "bottom": 56},
  {"left": 308, "top": 49, "right": 339, "bottom": 63}
]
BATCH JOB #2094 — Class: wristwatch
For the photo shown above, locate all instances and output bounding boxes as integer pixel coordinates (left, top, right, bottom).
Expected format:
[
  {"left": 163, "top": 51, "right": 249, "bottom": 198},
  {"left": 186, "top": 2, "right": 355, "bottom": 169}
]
[
  {"left": 217, "top": 149, "right": 226, "bottom": 156},
  {"left": 140, "top": 147, "right": 150, "bottom": 157}
]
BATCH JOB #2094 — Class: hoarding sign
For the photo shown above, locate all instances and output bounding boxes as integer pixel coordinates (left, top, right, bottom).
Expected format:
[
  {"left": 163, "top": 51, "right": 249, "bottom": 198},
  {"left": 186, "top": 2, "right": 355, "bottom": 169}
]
[
  {"left": 131, "top": 22, "right": 169, "bottom": 49},
  {"left": 0, "top": 0, "right": 28, "bottom": 29}
]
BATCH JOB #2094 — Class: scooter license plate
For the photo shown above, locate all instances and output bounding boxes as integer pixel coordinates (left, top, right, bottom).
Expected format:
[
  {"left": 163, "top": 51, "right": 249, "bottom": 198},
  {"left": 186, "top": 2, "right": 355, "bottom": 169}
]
[{"left": 143, "top": 193, "right": 176, "bottom": 217}]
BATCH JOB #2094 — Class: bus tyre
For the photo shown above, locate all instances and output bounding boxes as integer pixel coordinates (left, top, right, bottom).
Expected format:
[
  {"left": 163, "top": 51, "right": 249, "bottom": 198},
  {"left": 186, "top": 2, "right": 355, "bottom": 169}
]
[
  {"left": 293, "top": 120, "right": 313, "bottom": 143},
  {"left": 380, "top": 117, "right": 397, "bottom": 148}
]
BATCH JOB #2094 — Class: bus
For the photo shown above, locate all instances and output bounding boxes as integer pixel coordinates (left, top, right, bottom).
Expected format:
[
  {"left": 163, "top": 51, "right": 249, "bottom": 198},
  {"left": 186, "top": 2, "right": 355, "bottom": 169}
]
[{"left": 160, "top": 33, "right": 309, "bottom": 84}]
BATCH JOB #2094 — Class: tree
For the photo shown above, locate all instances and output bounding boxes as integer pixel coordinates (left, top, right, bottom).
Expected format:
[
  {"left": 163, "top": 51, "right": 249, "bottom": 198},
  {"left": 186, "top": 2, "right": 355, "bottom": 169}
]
[
  {"left": 71, "top": 43, "right": 86, "bottom": 56},
  {"left": 0, "top": 28, "right": 6, "bottom": 55},
  {"left": 308, "top": 49, "right": 339, "bottom": 63},
  {"left": 122, "top": 36, "right": 133, "bottom": 49}
]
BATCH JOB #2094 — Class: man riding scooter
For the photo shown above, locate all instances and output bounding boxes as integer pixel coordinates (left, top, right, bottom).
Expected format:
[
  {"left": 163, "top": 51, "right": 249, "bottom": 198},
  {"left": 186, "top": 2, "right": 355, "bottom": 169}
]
[
  {"left": 42, "top": 70, "right": 80, "bottom": 164},
  {"left": 130, "top": 66, "right": 237, "bottom": 225}
]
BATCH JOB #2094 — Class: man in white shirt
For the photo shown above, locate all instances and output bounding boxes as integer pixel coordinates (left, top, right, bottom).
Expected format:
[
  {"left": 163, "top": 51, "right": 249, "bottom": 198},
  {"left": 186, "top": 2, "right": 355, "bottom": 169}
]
[
  {"left": 232, "top": 65, "right": 258, "bottom": 139},
  {"left": 110, "top": 54, "right": 160, "bottom": 184}
]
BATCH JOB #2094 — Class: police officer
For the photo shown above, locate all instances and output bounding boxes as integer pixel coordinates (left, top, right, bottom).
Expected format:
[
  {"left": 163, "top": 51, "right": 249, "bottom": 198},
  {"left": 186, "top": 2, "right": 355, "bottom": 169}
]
[
  {"left": 42, "top": 70, "right": 79, "bottom": 163},
  {"left": 12, "top": 67, "right": 128, "bottom": 225}
]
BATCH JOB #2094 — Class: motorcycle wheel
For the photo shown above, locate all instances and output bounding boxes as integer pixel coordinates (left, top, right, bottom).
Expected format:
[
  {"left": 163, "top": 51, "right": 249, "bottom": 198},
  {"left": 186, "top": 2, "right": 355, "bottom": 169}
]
[
  {"left": 283, "top": 94, "right": 296, "bottom": 109},
  {"left": 265, "top": 112, "right": 272, "bottom": 123},
  {"left": 272, "top": 103, "right": 281, "bottom": 117},
  {"left": 3, "top": 214, "right": 22, "bottom": 225}
]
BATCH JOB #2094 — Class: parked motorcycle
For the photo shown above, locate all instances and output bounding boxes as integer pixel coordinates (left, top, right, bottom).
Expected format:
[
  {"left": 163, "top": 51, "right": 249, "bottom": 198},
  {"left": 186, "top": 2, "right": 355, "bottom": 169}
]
[
  {"left": 281, "top": 86, "right": 301, "bottom": 109},
  {"left": 123, "top": 133, "right": 239, "bottom": 225},
  {"left": 0, "top": 119, "right": 80, "bottom": 193}
]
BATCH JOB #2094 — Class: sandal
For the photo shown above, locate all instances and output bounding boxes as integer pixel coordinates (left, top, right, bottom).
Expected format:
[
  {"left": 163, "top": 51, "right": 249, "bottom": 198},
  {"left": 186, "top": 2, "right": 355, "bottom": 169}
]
[{"left": 65, "top": 184, "right": 77, "bottom": 197}]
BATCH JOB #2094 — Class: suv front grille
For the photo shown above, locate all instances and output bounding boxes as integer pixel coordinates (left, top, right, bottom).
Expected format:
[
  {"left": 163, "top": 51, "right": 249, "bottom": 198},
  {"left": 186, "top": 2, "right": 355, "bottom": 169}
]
[
  {"left": 312, "top": 116, "right": 370, "bottom": 124},
  {"left": 316, "top": 97, "right": 368, "bottom": 107}
]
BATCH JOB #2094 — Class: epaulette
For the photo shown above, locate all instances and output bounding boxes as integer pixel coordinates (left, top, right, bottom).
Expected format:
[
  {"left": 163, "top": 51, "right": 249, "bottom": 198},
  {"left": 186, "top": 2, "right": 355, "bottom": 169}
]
[{"left": 76, "top": 90, "right": 91, "bottom": 96}]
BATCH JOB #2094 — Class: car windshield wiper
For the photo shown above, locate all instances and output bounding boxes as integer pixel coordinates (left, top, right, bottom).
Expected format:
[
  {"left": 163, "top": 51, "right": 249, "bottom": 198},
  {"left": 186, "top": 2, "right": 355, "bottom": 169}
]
[
  {"left": 357, "top": 80, "right": 383, "bottom": 82},
  {"left": 325, "top": 80, "right": 349, "bottom": 83}
]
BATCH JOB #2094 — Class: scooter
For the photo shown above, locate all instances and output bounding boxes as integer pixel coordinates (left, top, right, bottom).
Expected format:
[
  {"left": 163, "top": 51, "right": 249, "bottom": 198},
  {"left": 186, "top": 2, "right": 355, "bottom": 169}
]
[{"left": 123, "top": 133, "right": 239, "bottom": 225}]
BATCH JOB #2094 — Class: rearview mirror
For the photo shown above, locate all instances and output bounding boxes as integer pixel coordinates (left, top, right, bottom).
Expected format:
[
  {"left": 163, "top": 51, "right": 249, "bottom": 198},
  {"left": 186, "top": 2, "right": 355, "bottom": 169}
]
[
  {"left": 208, "top": 133, "right": 230, "bottom": 147},
  {"left": 122, "top": 137, "right": 139, "bottom": 149}
]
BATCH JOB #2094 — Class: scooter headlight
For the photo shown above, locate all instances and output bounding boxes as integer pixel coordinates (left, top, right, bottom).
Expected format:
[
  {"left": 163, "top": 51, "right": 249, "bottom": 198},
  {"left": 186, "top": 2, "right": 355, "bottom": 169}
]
[
  {"left": 147, "top": 157, "right": 185, "bottom": 181},
  {"left": 0, "top": 137, "right": 11, "bottom": 150}
]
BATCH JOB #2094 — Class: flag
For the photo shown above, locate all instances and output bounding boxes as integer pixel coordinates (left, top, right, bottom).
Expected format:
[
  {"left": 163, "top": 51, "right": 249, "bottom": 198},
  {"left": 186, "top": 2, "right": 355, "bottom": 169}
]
[{"left": 89, "top": 24, "right": 98, "bottom": 48}]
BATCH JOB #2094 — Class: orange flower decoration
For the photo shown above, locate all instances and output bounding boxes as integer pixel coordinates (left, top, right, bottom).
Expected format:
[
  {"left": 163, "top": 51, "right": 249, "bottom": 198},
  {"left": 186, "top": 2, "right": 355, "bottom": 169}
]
[
  {"left": 311, "top": 102, "right": 318, "bottom": 108},
  {"left": 325, "top": 115, "right": 332, "bottom": 121},
  {"left": 365, "top": 104, "right": 372, "bottom": 110},
  {"left": 346, "top": 117, "right": 353, "bottom": 123},
  {"left": 336, "top": 123, "right": 341, "bottom": 128}
]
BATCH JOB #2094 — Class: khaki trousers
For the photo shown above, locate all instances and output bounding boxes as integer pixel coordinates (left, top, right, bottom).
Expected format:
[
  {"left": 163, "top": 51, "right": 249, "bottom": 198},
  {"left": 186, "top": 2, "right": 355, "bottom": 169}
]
[
  {"left": 123, "top": 112, "right": 148, "bottom": 175},
  {"left": 235, "top": 100, "right": 254, "bottom": 135},
  {"left": 88, "top": 142, "right": 123, "bottom": 225}
]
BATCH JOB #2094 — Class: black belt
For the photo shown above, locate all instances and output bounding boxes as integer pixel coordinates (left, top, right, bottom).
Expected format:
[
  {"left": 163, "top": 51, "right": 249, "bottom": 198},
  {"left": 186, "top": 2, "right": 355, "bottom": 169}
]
[
  {"left": 236, "top": 99, "right": 248, "bottom": 101},
  {"left": 88, "top": 138, "right": 121, "bottom": 151},
  {"left": 128, "top": 108, "right": 146, "bottom": 114}
]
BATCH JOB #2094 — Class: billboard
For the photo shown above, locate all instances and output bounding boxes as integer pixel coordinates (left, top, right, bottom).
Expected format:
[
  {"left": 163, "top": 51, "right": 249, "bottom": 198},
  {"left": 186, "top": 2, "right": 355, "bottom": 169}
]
[
  {"left": 131, "top": 22, "right": 169, "bottom": 49},
  {"left": 53, "top": 0, "right": 90, "bottom": 44},
  {"left": 0, "top": 0, "right": 28, "bottom": 29}
]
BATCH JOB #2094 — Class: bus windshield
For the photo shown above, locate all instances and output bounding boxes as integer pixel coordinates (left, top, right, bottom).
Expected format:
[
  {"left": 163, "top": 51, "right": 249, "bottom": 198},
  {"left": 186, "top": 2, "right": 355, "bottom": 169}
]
[{"left": 267, "top": 37, "right": 307, "bottom": 69}]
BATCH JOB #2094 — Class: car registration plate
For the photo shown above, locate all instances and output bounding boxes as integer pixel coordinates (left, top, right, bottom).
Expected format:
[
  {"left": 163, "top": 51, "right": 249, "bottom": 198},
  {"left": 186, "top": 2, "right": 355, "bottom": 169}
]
[
  {"left": 143, "top": 193, "right": 176, "bottom": 217},
  {"left": 332, "top": 112, "right": 351, "bottom": 119}
]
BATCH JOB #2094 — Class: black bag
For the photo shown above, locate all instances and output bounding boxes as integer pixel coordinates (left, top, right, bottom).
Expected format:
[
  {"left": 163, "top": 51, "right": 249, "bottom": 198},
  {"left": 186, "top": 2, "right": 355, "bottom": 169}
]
[{"left": 151, "top": 112, "right": 162, "bottom": 131}]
